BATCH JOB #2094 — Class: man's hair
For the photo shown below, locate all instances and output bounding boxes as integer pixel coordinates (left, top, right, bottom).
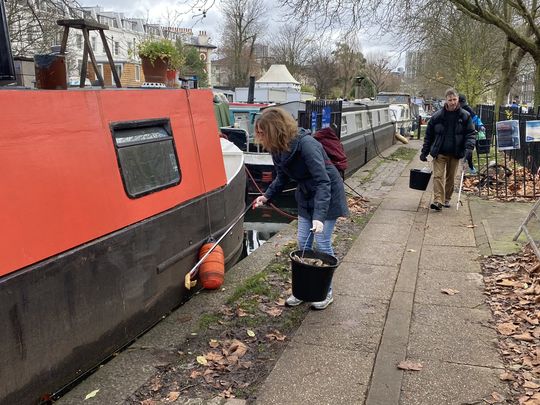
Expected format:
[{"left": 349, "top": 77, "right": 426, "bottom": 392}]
[
  {"left": 255, "top": 108, "right": 298, "bottom": 153},
  {"left": 445, "top": 88, "right": 459, "bottom": 99}
]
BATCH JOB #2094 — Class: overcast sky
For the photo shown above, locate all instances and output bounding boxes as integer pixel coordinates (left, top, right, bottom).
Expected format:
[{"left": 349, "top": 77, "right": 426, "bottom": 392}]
[{"left": 80, "top": 0, "right": 403, "bottom": 67}]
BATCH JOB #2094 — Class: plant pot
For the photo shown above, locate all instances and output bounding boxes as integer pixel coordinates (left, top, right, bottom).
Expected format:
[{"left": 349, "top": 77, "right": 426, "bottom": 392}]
[
  {"left": 34, "top": 54, "right": 67, "bottom": 90},
  {"left": 166, "top": 69, "right": 178, "bottom": 87},
  {"left": 140, "top": 56, "right": 168, "bottom": 84}
]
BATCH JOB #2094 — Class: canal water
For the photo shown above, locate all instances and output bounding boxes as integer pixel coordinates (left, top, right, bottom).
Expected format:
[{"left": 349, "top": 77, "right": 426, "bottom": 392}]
[{"left": 242, "top": 195, "right": 296, "bottom": 256}]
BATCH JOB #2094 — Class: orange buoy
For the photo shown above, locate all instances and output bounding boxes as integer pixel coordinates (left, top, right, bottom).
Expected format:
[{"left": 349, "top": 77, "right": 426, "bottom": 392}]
[{"left": 198, "top": 243, "right": 225, "bottom": 289}]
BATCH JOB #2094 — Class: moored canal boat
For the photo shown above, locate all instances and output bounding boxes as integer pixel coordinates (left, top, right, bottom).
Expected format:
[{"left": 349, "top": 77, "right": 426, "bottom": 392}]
[
  {"left": 241, "top": 101, "right": 396, "bottom": 198},
  {"left": 0, "top": 89, "right": 246, "bottom": 404}
]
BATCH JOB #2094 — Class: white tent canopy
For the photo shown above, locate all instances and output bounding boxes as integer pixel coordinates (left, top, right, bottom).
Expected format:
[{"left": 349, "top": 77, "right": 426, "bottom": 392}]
[{"left": 256, "top": 64, "right": 300, "bottom": 90}]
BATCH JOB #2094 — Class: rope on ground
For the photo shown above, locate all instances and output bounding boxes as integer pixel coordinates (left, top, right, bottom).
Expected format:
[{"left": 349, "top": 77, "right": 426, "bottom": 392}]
[{"left": 344, "top": 180, "right": 369, "bottom": 201}]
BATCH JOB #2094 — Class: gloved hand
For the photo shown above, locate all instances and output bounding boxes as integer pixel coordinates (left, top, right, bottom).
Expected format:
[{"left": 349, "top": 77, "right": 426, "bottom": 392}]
[
  {"left": 464, "top": 149, "right": 473, "bottom": 161},
  {"left": 252, "top": 195, "right": 268, "bottom": 209},
  {"left": 311, "top": 220, "right": 324, "bottom": 233},
  {"left": 420, "top": 153, "right": 428, "bottom": 162}
]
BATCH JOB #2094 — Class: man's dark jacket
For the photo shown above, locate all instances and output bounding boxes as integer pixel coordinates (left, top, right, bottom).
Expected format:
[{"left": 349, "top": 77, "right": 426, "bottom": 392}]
[
  {"left": 264, "top": 128, "right": 349, "bottom": 221},
  {"left": 421, "top": 107, "right": 476, "bottom": 159}
]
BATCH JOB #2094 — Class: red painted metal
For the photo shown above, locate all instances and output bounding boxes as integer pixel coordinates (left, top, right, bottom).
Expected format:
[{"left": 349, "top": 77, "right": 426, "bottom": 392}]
[{"left": 0, "top": 89, "right": 226, "bottom": 276}]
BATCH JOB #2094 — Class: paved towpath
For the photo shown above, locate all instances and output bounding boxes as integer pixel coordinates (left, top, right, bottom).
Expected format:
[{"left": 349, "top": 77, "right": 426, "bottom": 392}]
[
  {"left": 256, "top": 140, "right": 510, "bottom": 404},
  {"left": 58, "top": 139, "right": 535, "bottom": 404}
]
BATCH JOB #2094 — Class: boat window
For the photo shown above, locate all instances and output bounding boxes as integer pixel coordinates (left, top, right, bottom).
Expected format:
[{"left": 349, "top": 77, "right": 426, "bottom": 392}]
[
  {"left": 341, "top": 115, "right": 348, "bottom": 135},
  {"left": 110, "top": 118, "right": 181, "bottom": 198},
  {"left": 355, "top": 113, "right": 363, "bottom": 130}
]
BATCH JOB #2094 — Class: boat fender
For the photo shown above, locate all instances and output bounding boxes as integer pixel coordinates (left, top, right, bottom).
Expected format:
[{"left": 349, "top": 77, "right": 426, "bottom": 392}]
[
  {"left": 198, "top": 240, "right": 225, "bottom": 289},
  {"left": 395, "top": 133, "right": 409, "bottom": 144}
]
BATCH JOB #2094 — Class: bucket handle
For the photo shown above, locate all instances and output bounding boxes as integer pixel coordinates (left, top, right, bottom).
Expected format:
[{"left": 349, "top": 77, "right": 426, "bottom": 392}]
[{"left": 300, "top": 230, "right": 314, "bottom": 259}]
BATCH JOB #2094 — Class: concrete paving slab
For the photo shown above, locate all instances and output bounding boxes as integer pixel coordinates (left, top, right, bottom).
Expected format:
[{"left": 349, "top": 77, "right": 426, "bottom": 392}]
[
  {"left": 57, "top": 349, "right": 161, "bottom": 405},
  {"left": 293, "top": 302, "right": 385, "bottom": 352},
  {"left": 255, "top": 342, "right": 372, "bottom": 405},
  {"left": 423, "top": 223, "right": 476, "bottom": 247},
  {"left": 369, "top": 209, "right": 415, "bottom": 226},
  {"left": 415, "top": 270, "right": 486, "bottom": 308},
  {"left": 419, "top": 245, "right": 482, "bottom": 273},
  {"left": 408, "top": 304, "right": 502, "bottom": 368},
  {"left": 424, "top": 211, "right": 472, "bottom": 228},
  {"left": 333, "top": 263, "right": 398, "bottom": 300},
  {"left": 365, "top": 349, "right": 406, "bottom": 405},
  {"left": 342, "top": 239, "right": 405, "bottom": 267},
  {"left": 360, "top": 221, "right": 413, "bottom": 243},
  {"left": 469, "top": 198, "right": 533, "bottom": 255},
  {"left": 378, "top": 197, "right": 421, "bottom": 212},
  {"left": 400, "top": 359, "right": 508, "bottom": 405}
]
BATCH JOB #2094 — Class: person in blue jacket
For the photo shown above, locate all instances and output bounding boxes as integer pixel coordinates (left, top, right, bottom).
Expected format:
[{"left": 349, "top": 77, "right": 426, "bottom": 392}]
[
  {"left": 253, "top": 107, "right": 349, "bottom": 310},
  {"left": 459, "top": 94, "right": 485, "bottom": 174}
]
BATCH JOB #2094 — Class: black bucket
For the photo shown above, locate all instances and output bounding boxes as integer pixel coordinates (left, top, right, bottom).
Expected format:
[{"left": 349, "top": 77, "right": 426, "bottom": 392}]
[
  {"left": 290, "top": 250, "right": 338, "bottom": 301},
  {"left": 476, "top": 139, "right": 491, "bottom": 154},
  {"left": 409, "top": 168, "right": 432, "bottom": 191}
]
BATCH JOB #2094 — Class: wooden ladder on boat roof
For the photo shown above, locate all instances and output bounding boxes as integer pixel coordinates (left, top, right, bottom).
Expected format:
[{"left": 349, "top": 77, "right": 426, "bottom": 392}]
[{"left": 57, "top": 18, "right": 121, "bottom": 89}]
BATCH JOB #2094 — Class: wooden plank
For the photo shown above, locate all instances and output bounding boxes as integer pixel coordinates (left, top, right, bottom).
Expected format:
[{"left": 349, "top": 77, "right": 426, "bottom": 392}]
[
  {"left": 81, "top": 28, "right": 104, "bottom": 88},
  {"left": 99, "top": 30, "right": 121, "bottom": 88}
]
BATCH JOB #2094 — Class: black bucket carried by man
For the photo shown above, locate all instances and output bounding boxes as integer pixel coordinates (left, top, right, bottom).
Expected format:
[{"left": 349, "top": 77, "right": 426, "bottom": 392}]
[
  {"left": 409, "top": 167, "right": 432, "bottom": 191},
  {"left": 289, "top": 250, "right": 338, "bottom": 301}
]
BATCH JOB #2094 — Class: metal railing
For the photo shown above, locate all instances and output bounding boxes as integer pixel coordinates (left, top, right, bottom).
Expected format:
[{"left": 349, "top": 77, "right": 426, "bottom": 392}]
[{"left": 474, "top": 105, "right": 540, "bottom": 199}]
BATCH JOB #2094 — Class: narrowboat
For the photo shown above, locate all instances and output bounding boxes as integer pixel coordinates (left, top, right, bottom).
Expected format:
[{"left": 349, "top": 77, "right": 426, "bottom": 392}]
[
  {"left": 375, "top": 92, "right": 414, "bottom": 136},
  {"left": 0, "top": 89, "right": 246, "bottom": 404},
  {"left": 230, "top": 101, "right": 396, "bottom": 198}
]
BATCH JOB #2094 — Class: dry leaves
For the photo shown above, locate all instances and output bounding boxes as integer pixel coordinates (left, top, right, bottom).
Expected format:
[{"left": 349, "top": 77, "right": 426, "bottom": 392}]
[
  {"left": 347, "top": 196, "right": 371, "bottom": 215},
  {"left": 483, "top": 245, "right": 540, "bottom": 404}
]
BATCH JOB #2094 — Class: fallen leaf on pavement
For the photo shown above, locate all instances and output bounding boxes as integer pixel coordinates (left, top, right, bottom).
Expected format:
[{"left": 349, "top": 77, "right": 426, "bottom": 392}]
[
  {"left": 397, "top": 360, "right": 423, "bottom": 371},
  {"left": 264, "top": 307, "right": 283, "bottom": 317},
  {"left": 84, "top": 389, "right": 99, "bottom": 400},
  {"left": 489, "top": 391, "right": 505, "bottom": 403},
  {"left": 497, "top": 322, "right": 517, "bottom": 336},
  {"left": 266, "top": 330, "right": 286, "bottom": 341},
  {"left": 514, "top": 332, "right": 535, "bottom": 342},
  {"left": 523, "top": 381, "right": 540, "bottom": 389},
  {"left": 167, "top": 391, "right": 180, "bottom": 401},
  {"left": 441, "top": 288, "right": 459, "bottom": 295},
  {"left": 499, "top": 371, "right": 515, "bottom": 381}
]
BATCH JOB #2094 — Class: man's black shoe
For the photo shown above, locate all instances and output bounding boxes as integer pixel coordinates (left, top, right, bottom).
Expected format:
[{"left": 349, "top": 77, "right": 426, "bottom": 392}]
[{"left": 430, "top": 202, "right": 442, "bottom": 211}]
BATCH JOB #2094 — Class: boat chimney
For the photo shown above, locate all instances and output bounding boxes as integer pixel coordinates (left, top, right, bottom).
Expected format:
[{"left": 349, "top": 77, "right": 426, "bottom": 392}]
[
  {"left": 247, "top": 76, "right": 255, "bottom": 103},
  {"left": 0, "top": 0, "right": 16, "bottom": 85}
]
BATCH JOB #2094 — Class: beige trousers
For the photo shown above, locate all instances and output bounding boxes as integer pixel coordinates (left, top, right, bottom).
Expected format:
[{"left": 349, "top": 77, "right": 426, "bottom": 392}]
[{"left": 432, "top": 154, "right": 460, "bottom": 204}]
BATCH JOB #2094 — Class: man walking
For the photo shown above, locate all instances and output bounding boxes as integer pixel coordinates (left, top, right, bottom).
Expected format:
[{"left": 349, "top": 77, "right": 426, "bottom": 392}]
[{"left": 420, "top": 88, "right": 476, "bottom": 211}]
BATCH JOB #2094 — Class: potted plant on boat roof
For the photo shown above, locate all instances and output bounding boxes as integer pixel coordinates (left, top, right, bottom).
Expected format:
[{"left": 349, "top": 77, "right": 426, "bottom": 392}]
[{"left": 138, "top": 38, "right": 183, "bottom": 85}]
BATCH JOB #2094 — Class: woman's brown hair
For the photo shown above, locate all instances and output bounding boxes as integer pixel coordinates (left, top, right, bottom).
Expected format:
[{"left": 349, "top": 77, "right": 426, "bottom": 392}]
[{"left": 255, "top": 108, "right": 298, "bottom": 153}]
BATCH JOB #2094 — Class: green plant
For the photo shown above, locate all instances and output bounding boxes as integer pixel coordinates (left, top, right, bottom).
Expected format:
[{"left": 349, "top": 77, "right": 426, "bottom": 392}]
[{"left": 138, "top": 38, "right": 183, "bottom": 69}]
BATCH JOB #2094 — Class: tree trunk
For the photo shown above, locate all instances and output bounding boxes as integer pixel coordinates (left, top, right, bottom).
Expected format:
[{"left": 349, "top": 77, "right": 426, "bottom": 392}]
[
  {"left": 535, "top": 58, "right": 540, "bottom": 109},
  {"left": 496, "top": 41, "right": 525, "bottom": 119}
]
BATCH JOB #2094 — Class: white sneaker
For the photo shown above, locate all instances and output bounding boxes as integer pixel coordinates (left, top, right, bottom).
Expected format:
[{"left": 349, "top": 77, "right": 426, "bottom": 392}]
[
  {"left": 286, "top": 294, "right": 303, "bottom": 307},
  {"left": 311, "top": 292, "right": 334, "bottom": 310}
]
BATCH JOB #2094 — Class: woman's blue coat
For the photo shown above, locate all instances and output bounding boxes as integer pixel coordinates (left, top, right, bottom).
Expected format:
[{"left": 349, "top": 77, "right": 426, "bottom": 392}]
[{"left": 263, "top": 129, "right": 349, "bottom": 221}]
